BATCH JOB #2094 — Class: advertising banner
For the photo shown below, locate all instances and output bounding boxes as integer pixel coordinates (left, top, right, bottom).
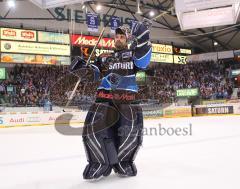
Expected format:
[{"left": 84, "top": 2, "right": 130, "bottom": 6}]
[
  {"left": 180, "top": 48, "right": 192, "bottom": 54},
  {"left": 233, "top": 103, "right": 240, "bottom": 114},
  {"left": 231, "top": 69, "right": 240, "bottom": 77},
  {"left": 78, "top": 47, "right": 113, "bottom": 59},
  {"left": 0, "top": 28, "right": 36, "bottom": 41},
  {"left": 187, "top": 52, "right": 218, "bottom": 63},
  {"left": 1, "top": 40, "right": 70, "bottom": 56},
  {"left": 195, "top": 106, "right": 234, "bottom": 115},
  {"left": 202, "top": 99, "right": 227, "bottom": 105},
  {"left": 218, "top": 50, "right": 234, "bottom": 59},
  {"left": 152, "top": 43, "right": 173, "bottom": 54},
  {"left": 0, "top": 111, "right": 86, "bottom": 128},
  {"left": 143, "top": 109, "right": 163, "bottom": 118},
  {"left": 163, "top": 106, "right": 192, "bottom": 118},
  {"left": 136, "top": 71, "right": 146, "bottom": 83},
  {"left": 173, "top": 47, "right": 192, "bottom": 55},
  {"left": 38, "top": 31, "right": 70, "bottom": 44},
  {"left": 174, "top": 55, "right": 187, "bottom": 64},
  {"left": 176, "top": 88, "right": 199, "bottom": 97},
  {"left": 71, "top": 34, "right": 115, "bottom": 48},
  {"left": 1, "top": 53, "right": 70, "bottom": 65},
  {"left": 0, "top": 68, "right": 6, "bottom": 80},
  {"left": 151, "top": 53, "right": 173, "bottom": 63},
  {"left": 234, "top": 49, "right": 240, "bottom": 55}
]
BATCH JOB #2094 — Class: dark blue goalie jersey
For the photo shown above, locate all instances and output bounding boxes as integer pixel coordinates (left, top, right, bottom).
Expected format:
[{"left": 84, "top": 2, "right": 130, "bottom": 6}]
[
  {"left": 90, "top": 46, "right": 151, "bottom": 93},
  {"left": 85, "top": 40, "right": 152, "bottom": 102}
]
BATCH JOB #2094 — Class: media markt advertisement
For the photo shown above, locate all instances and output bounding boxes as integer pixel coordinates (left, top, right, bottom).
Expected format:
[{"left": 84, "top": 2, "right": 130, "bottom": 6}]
[
  {"left": 71, "top": 34, "right": 115, "bottom": 49},
  {"left": 0, "top": 28, "right": 37, "bottom": 42},
  {"left": 1, "top": 53, "right": 70, "bottom": 65},
  {"left": 0, "top": 40, "right": 70, "bottom": 56}
]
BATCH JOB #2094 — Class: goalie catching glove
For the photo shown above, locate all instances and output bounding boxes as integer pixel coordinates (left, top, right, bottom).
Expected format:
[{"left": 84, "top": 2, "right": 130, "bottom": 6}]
[{"left": 69, "top": 56, "right": 100, "bottom": 82}]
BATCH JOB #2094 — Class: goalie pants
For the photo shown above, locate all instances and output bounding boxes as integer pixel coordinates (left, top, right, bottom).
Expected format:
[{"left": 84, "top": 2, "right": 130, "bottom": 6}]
[{"left": 82, "top": 102, "right": 143, "bottom": 168}]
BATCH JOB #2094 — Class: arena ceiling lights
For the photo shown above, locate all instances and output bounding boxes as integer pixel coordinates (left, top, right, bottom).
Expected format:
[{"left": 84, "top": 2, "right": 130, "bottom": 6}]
[
  {"left": 29, "top": 0, "right": 91, "bottom": 8},
  {"left": 175, "top": 0, "right": 240, "bottom": 30}
]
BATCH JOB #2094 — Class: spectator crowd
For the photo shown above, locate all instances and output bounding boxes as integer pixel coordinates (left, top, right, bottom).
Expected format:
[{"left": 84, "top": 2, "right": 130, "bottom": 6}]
[
  {"left": 140, "top": 60, "right": 234, "bottom": 103},
  {"left": 0, "top": 60, "right": 237, "bottom": 107}
]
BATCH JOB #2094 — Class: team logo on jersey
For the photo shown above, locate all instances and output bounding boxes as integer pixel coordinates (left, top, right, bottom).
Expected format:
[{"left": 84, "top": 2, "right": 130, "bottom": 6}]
[
  {"left": 122, "top": 51, "right": 132, "bottom": 61},
  {"left": 114, "top": 51, "right": 132, "bottom": 62}
]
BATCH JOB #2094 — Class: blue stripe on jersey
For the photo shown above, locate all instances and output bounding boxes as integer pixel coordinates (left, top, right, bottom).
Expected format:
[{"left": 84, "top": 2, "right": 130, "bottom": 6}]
[
  {"left": 89, "top": 64, "right": 100, "bottom": 81},
  {"left": 134, "top": 48, "right": 152, "bottom": 69}
]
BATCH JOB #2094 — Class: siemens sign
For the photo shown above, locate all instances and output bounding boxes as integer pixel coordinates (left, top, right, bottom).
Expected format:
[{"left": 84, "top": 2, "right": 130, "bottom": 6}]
[{"left": 54, "top": 7, "right": 136, "bottom": 25}]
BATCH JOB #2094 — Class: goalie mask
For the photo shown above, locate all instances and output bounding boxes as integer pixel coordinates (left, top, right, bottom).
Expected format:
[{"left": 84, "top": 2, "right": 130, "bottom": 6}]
[{"left": 115, "top": 26, "right": 131, "bottom": 42}]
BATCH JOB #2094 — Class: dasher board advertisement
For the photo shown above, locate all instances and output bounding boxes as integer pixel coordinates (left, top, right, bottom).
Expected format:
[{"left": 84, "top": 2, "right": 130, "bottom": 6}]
[{"left": 195, "top": 106, "right": 234, "bottom": 115}]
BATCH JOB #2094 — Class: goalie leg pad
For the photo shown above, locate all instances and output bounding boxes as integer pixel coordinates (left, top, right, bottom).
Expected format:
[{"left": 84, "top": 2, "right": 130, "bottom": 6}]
[
  {"left": 113, "top": 104, "right": 143, "bottom": 176},
  {"left": 82, "top": 102, "right": 120, "bottom": 180}
]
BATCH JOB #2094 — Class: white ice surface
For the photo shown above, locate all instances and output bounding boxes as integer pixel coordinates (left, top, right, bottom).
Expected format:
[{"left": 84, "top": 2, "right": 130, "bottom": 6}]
[{"left": 0, "top": 116, "right": 240, "bottom": 189}]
